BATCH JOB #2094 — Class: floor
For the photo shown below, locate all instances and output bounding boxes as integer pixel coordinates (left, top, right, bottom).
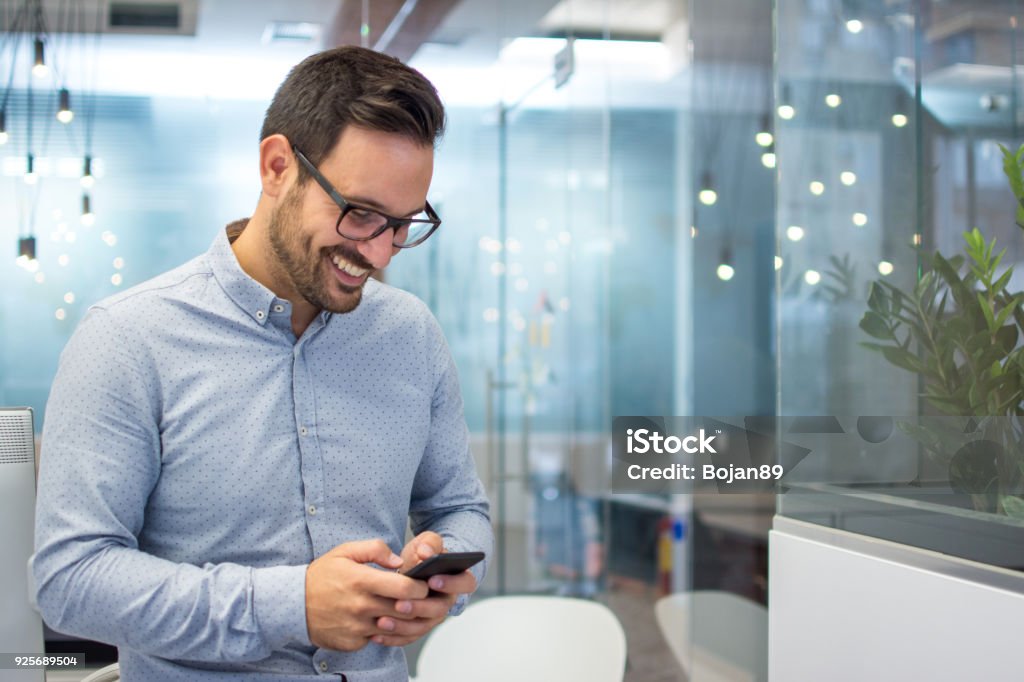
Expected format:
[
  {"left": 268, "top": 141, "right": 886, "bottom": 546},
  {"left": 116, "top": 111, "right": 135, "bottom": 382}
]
[{"left": 607, "top": 579, "right": 688, "bottom": 682}]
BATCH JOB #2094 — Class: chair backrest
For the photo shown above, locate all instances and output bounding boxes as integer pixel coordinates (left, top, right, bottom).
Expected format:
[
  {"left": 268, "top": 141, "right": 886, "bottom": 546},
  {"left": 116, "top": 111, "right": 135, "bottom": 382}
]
[
  {"left": 0, "top": 408, "right": 45, "bottom": 682},
  {"left": 81, "top": 663, "right": 120, "bottom": 682},
  {"left": 414, "top": 595, "right": 627, "bottom": 682},
  {"left": 655, "top": 591, "right": 768, "bottom": 682}
]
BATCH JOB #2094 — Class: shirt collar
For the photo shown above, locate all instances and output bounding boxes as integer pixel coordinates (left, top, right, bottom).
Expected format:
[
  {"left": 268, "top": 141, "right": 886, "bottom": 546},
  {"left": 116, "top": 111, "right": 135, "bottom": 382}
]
[{"left": 207, "top": 220, "right": 280, "bottom": 326}]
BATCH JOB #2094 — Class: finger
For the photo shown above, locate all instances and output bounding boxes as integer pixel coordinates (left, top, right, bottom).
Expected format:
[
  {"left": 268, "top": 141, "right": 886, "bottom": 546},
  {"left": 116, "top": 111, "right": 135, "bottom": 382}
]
[
  {"left": 358, "top": 567, "right": 430, "bottom": 601},
  {"left": 415, "top": 532, "right": 444, "bottom": 559},
  {"left": 375, "top": 614, "right": 439, "bottom": 638},
  {"left": 333, "top": 539, "right": 402, "bottom": 569},
  {"left": 427, "top": 570, "right": 477, "bottom": 595},
  {"left": 372, "top": 634, "right": 419, "bottom": 647},
  {"left": 393, "top": 595, "right": 454, "bottom": 621}
]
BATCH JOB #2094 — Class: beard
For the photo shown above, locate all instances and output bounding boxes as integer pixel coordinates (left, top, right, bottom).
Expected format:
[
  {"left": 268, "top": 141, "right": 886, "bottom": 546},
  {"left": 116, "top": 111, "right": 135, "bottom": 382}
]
[{"left": 267, "top": 185, "right": 374, "bottom": 314}]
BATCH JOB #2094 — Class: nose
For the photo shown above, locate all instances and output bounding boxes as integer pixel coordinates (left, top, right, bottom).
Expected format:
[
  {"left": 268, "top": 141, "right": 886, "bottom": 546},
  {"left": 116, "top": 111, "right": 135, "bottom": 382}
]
[{"left": 355, "top": 229, "right": 396, "bottom": 270}]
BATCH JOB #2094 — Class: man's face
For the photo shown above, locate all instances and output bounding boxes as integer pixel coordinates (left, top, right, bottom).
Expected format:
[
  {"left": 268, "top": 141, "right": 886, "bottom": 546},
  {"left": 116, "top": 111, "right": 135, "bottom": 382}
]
[{"left": 268, "top": 125, "right": 434, "bottom": 314}]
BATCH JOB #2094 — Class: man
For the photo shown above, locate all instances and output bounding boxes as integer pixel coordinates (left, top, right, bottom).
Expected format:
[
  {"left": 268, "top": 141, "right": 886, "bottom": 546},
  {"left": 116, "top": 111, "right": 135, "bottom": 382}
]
[{"left": 32, "top": 46, "right": 492, "bottom": 681}]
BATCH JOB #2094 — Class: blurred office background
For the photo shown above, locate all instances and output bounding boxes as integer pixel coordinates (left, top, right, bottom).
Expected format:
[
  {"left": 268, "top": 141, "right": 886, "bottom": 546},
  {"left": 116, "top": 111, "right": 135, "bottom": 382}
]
[{"left": 4, "top": 1, "right": 1024, "bottom": 680}]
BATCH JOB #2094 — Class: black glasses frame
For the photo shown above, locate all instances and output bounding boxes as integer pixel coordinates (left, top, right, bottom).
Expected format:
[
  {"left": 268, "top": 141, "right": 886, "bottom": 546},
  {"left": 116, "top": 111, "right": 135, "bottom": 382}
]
[{"left": 292, "top": 145, "right": 441, "bottom": 248}]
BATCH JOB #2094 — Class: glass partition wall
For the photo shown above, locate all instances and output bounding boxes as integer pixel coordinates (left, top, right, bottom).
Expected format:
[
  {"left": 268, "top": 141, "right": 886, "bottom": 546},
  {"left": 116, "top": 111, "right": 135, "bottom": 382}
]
[
  {"left": 1, "top": 0, "right": 782, "bottom": 678},
  {"left": 776, "top": 0, "right": 1024, "bottom": 571}
]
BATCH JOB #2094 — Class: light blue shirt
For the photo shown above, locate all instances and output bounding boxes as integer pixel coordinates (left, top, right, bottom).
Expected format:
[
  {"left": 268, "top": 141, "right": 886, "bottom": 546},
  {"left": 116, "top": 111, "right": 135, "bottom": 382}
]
[{"left": 32, "top": 225, "right": 492, "bottom": 681}]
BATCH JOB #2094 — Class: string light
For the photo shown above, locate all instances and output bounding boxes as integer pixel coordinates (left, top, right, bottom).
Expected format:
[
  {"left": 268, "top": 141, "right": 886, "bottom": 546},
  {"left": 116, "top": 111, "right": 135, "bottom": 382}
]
[
  {"left": 852, "top": 212, "right": 868, "bottom": 226},
  {"left": 846, "top": 19, "right": 864, "bottom": 34},
  {"left": 892, "top": 114, "right": 908, "bottom": 128},
  {"left": 786, "top": 225, "right": 805, "bottom": 242},
  {"left": 804, "top": 270, "right": 821, "bottom": 285},
  {"left": 878, "top": 261, "right": 894, "bottom": 276},
  {"left": 825, "top": 93, "right": 842, "bottom": 108},
  {"left": 840, "top": 171, "right": 857, "bottom": 186}
]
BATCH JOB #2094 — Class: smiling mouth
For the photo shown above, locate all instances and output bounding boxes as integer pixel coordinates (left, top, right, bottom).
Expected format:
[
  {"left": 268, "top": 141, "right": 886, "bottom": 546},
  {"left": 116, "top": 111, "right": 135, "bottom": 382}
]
[{"left": 326, "top": 252, "right": 371, "bottom": 289}]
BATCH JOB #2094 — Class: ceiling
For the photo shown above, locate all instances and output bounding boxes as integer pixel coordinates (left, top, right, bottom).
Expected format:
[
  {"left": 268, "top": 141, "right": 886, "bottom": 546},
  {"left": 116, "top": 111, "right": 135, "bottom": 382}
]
[{"left": 0, "top": 0, "right": 775, "bottom": 108}]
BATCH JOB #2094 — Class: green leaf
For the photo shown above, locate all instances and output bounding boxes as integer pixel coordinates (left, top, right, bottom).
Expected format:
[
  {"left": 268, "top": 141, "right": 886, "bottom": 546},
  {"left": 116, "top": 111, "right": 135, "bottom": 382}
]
[
  {"left": 1001, "top": 496, "right": 1024, "bottom": 519},
  {"left": 867, "top": 281, "right": 889, "bottom": 315},
  {"left": 992, "top": 266, "right": 1014, "bottom": 293},
  {"left": 860, "top": 311, "right": 895, "bottom": 340},
  {"left": 927, "top": 397, "right": 967, "bottom": 415},
  {"left": 882, "top": 346, "right": 925, "bottom": 374},
  {"left": 997, "top": 325, "right": 1019, "bottom": 354},
  {"left": 994, "top": 296, "right": 1019, "bottom": 328},
  {"left": 977, "top": 293, "right": 997, "bottom": 333}
]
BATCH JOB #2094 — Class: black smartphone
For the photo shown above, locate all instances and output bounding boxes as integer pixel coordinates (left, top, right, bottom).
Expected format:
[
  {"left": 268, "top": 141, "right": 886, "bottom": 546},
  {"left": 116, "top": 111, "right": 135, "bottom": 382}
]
[{"left": 402, "top": 551, "right": 485, "bottom": 580}]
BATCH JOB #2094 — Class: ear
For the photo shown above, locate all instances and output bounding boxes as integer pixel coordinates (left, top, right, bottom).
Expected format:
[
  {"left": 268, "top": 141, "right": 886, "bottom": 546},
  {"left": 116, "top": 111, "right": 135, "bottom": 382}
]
[{"left": 259, "top": 134, "right": 294, "bottom": 199}]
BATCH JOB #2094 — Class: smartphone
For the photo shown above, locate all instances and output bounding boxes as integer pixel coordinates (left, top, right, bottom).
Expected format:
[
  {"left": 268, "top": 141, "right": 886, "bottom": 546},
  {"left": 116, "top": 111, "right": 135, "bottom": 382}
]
[{"left": 402, "top": 551, "right": 485, "bottom": 580}]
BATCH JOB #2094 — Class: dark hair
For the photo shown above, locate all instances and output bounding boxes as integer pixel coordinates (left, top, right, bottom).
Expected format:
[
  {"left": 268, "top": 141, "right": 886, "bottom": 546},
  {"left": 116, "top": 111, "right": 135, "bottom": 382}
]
[{"left": 260, "top": 46, "right": 445, "bottom": 181}]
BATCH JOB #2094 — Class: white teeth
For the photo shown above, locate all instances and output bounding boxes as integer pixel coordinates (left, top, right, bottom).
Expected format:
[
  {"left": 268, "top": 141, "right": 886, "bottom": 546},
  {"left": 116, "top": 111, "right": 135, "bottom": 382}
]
[{"left": 331, "top": 254, "right": 369, "bottom": 277}]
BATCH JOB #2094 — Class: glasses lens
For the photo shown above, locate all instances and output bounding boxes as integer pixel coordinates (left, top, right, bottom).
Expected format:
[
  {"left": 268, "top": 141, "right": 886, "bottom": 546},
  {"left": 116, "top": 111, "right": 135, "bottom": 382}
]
[
  {"left": 338, "top": 207, "right": 437, "bottom": 247},
  {"left": 339, "top": 207, "right": 388, "bottom": 238},
  {"left": 394, "top": 212, "right": 436, "bottom": 247}
]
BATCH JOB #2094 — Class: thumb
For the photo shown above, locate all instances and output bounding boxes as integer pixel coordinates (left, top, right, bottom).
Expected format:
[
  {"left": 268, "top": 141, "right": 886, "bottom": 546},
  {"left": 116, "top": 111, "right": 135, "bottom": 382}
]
[{"left": 331, "top": 539, "right": 402, "bottom": 568}]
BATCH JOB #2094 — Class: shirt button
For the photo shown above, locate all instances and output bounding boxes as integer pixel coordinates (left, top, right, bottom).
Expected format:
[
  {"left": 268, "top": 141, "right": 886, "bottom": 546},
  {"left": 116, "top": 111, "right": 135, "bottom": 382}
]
[
  {"left": 308, "top": 505, "right": 317, "bottom": 515},
  {"left": 300, "top": 426, "right": 308, "bottom": 436},
  {"left": 255, "top": 310, "right": 265, "bottom": 320},
  {"left": 319, "top": 661, "right": 328, "bottom": 672},
  {"left": 273, "top": 304, "right": 285, "bottom": 313}
]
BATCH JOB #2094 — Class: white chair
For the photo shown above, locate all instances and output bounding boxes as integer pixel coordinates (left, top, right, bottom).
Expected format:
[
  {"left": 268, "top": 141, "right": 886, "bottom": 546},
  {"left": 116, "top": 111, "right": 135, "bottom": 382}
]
[
  {"left": 80, "top": 664, "right": 119, "bottom": 682},
  {"left": 412, "top": 595, "right": 627, "bottom": 682},
  {"left": 654, "top": 591, "right": 768, "bottom": 682}
]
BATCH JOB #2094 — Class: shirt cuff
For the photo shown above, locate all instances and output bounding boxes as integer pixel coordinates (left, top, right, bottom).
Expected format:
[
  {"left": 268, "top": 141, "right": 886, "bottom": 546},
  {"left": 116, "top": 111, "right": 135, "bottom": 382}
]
[
  {"left": 438, "top": 535, "right": 485, "bottom": 617},
  {"left": 252, "top": 564, "right": 312, "bottom": 650}
]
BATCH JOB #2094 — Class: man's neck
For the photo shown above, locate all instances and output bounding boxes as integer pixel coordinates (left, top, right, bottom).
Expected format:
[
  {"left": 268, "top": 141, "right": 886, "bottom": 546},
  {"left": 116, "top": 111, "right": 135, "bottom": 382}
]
[{"left": 228, "top": 218, "right": 320, "bottom": 338}]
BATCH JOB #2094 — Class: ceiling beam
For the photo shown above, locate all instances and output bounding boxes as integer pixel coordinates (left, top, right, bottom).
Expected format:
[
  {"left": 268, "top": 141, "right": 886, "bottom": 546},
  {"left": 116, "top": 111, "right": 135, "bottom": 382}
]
[{"left": 326, "top": 0, "right": 461, "bottom": 62}]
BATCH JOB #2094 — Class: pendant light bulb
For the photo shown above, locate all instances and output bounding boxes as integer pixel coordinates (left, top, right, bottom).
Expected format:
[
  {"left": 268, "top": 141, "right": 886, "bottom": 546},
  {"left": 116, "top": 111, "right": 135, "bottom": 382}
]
[
  {"left": 18, "top": 236, "right": 37, "bottom": 261},
  {"left": 25, "top": 154, "right": 37, "bottom": 184},
  {"left": 32, "top": 38, "right": 48, "bottom": 78},
  {"left": 756, "top": 112, "right": 773, "bottom": 147},
  {"left": 81, "top": 156, "right": 94, "bottom": 188},
  {"left": 57, "top": 89, "right": 74, "bottom": 124},
  {"left": 698, "top": 170, "right": 718, "bottom": 206},
  {"left": 81, "top": 194, "right": 95, "bottom": 227},
  {"left": 716, "top": 247, "right": 735, "bottom": 281}
]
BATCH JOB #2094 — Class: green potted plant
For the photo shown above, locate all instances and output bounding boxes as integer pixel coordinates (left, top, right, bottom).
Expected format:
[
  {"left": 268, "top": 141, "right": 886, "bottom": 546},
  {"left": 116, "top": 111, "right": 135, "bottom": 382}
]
[{"left": 859, "top": 144, "right": 1024, "bottom": 517}]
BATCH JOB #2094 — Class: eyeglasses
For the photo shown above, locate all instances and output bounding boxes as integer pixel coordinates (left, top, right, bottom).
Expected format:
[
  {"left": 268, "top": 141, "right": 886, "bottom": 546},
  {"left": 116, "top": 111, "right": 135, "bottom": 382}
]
[{"left": 292, "top": 146, "right": 441, "bottom": 248}]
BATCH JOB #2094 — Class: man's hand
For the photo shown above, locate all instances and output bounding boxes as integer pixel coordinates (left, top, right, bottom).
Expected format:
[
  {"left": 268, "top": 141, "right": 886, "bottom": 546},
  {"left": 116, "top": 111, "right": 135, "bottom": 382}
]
[
  {"left": 398, "top": 531, "right": 445, "bottom": 574},
  {"left": 371, "top": 532, "right": 478, "bottom": 647},
  {"left": 305, "top": 539, "right": 429, "bottom": 652}
]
